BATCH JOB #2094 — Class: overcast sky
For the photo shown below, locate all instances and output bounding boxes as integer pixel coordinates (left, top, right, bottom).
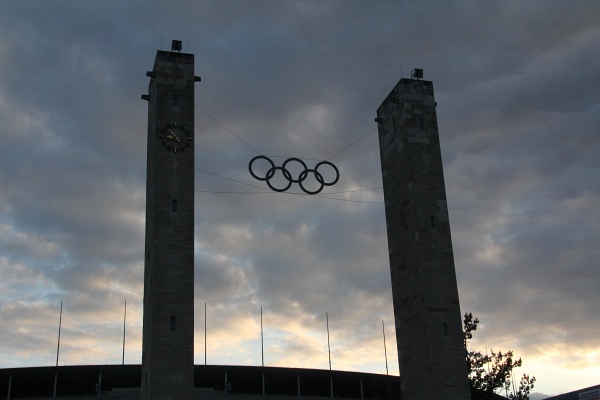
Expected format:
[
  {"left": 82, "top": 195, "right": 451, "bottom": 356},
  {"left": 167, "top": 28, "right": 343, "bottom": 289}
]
[{"left": 0, "top": 1, "right": 599, "bottom": 397}]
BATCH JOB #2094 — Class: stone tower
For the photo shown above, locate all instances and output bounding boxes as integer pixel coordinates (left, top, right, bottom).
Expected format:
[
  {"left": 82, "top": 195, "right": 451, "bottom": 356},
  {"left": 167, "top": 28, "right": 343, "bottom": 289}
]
[
  {"left": 140, "top": 41, "right": 199, "bottom": 400},
  {"left": 375, "top": 75, "right": 470, "bottom": 400}
]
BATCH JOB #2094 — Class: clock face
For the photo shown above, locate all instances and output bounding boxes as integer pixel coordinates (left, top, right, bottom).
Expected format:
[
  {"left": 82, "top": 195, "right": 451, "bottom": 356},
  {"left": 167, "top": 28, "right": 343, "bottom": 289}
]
[{"left": 158, "top": 124, "right": 193, "bottom": 153}]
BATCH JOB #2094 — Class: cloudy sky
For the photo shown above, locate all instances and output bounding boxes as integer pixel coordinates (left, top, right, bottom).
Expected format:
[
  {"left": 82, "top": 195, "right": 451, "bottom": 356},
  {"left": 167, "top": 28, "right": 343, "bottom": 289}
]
[{"left": 1, "top": 1, "right": 599, "bottom": 397}]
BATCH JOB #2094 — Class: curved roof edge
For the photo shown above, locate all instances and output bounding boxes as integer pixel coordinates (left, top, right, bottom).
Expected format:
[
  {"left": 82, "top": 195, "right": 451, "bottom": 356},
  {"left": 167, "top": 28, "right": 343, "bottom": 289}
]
[{"left": 0, "top": 364, "right": 401, "bottom": 399}]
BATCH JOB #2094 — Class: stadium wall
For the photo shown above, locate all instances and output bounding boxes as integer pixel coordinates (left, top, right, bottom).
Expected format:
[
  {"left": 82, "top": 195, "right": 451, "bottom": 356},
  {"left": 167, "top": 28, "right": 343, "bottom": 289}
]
[{"left": 0, "top": 365, "right": 400, "bottom": 400}]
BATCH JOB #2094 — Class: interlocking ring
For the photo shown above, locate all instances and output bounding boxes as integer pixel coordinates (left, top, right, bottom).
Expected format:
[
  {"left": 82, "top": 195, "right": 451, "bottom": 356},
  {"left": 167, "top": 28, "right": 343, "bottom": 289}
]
[{"left": 249, "top": 155, "right": 339, "bottom": 195}]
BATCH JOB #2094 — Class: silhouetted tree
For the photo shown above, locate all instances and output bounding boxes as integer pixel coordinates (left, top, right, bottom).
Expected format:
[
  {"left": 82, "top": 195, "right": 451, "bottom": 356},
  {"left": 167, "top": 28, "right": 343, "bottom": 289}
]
[{"left": 464, "top": 313, "right": 536, "bottom": 400}]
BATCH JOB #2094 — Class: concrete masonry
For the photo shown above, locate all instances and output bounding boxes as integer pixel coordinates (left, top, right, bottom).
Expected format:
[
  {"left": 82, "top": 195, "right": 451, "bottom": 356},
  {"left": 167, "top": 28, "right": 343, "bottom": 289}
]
[
  {"left": 376, "top": 78, "right": 471, "bottom": 400},
  {"left": 141, "top": 50, "right": 196, "bottom": 400}
]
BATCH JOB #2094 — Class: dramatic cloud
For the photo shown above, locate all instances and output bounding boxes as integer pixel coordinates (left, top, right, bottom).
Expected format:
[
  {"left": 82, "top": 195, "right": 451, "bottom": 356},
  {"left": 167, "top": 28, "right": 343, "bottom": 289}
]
[{"left": 1, "top": 1, "right": 599, "bottom": 397}]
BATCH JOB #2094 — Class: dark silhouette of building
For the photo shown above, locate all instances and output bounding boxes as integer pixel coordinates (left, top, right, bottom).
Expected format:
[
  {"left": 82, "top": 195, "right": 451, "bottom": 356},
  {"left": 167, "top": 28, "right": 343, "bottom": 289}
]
[
  {"left": 543, "top": 384, "right": 600, "bottom": 400},
  {"left": 0, "top": 365, "right": 401, "bottom": 399},
  {"left": 140, "top": 41, "right": 198, "bottom": 400},
  {"left": 376, "top": 75, "right": 470, "bottom": 399}
]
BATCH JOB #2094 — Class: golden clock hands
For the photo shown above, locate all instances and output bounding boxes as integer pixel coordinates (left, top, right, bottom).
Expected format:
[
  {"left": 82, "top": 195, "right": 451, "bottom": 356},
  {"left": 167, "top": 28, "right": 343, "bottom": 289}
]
[{"left": 168, "top": 128, "right": 181, "bottom": 142}]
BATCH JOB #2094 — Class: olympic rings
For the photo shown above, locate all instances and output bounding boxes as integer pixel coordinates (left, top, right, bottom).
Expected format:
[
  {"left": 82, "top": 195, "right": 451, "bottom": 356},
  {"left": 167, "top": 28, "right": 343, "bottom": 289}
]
[{"left": 248, "top": 155, "right": 339, "bottom": 195}]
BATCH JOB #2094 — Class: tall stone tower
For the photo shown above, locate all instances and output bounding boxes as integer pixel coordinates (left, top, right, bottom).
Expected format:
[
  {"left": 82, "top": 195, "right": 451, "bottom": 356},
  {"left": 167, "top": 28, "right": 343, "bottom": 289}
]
[
  {"left": 375, "top": 74, "right": 470, "bottom": 400},
  {"left": 140, "top": 41, "right": 199, "bottom": 400}
]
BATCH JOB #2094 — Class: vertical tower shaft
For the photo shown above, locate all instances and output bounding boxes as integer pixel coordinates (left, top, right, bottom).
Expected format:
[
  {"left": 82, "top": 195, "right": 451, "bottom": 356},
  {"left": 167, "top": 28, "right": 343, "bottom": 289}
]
[
  {"left": 376, "top": 78, "right": 470, "bottom": 399},
  {"left": 141, "top": 48, "right": 196, "bottom": 400}
]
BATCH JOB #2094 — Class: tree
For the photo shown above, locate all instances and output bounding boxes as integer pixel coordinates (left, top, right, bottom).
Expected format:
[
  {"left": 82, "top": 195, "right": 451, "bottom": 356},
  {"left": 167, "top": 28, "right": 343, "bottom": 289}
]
[{"left": 464, "top": 313, "right": 536, "bottom": 400}]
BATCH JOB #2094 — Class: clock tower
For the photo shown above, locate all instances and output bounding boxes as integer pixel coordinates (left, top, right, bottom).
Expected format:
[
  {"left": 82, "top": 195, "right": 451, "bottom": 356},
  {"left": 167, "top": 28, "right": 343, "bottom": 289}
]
[{"left": 140, "top": 41, "right": 199, "bottom": 400}]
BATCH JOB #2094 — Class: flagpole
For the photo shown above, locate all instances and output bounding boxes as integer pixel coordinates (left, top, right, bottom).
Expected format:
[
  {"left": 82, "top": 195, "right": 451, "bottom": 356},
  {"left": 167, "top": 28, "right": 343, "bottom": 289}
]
[
  {"left": 261, "top": 306, "right": 265, "bottom": 396},
  {"left": 326, "top": 312, "right": 333, "bottom": 398},
  {"left": 326, "top": 312, "right": 331, "bottom": 371},
  {"left": 261, "top": 306, "right": 264, "bottom": 367},
  {"left": 54, "top": 301, "right": 63, "bottom": 398},
  {"left": 56, "top": 301, "right": 62, "bottom": 367},
  {"left": 382, "top": 319, "right": 389, "bottom": 375},
  {"left": 122, "top": 300, "right": 127, "bottom": 365},
  {"left": 204, "top": 302, "right": 207, "bottom": 365}
]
